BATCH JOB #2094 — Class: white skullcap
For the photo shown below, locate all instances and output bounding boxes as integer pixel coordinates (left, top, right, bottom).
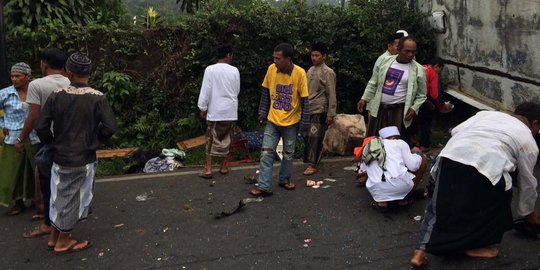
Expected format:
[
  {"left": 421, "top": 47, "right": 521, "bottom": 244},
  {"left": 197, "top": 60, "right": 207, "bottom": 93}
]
[
  {"left": 379, "top": 126, "right": 400, "bottom": 139},
  {"left": 396, "top": 30, "right": 409, "bottom": 37}
]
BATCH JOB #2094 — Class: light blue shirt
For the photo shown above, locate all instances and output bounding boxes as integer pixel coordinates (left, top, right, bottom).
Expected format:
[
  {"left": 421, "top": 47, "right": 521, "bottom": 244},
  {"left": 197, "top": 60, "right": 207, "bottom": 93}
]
[{"left": 0, "top": 85, "right": 39, "bottom": 144}]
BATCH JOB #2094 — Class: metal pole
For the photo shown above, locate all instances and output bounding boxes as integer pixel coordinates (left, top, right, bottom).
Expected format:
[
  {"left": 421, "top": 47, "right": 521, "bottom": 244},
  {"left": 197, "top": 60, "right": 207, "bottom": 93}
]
[{"left": 0, "top": 0, "right": 8, "bottom": 88}]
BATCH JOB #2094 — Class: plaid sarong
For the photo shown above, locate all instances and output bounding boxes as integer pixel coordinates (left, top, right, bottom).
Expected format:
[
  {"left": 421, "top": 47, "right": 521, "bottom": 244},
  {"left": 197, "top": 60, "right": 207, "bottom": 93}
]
[{"left": 50, "top": 162, "right": 96, "bottom": 232}]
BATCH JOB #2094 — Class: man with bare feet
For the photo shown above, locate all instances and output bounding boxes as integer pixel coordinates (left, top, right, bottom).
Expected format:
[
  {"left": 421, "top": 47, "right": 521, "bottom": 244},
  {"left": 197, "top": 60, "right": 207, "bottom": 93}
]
[
  {"left": 410, "top": 102, "right": 540, "bottom": 267},
  {"left": 36, "top": 53, "right": 117, "bottom": 254}
]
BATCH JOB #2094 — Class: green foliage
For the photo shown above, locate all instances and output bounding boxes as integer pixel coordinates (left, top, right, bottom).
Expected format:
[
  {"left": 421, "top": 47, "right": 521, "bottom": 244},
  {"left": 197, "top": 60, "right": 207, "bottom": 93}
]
[{"left": 4, "top": 0, "right": 127, "bottom": 32}]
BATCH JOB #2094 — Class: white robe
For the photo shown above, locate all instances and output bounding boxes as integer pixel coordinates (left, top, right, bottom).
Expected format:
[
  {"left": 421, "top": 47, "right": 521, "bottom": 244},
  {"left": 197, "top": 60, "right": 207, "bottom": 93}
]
[{"left": 362, "top": 139, "right": 422, "bottom": 202}]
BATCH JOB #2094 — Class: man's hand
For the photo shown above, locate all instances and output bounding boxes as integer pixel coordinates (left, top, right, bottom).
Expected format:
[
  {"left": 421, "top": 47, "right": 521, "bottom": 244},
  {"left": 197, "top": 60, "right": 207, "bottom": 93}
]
[
  {"left": 199, "top": 111, "right": 207, "bottom": 120},
  {"left": 325, "top": 116, "right": 334, "bottom": 125},
  {"left": 14, "top": 142, "right": 24, "bottom": 153},
  {"left": 356, "top": 99, "right": 366, "bottom": 113},
  {"left": 405, "top": 108, "right": 417, "bottom": 121},
  {"left": 410, "top": 146, "right": 423, "bottom": 155},
  {"left": 2, "top": 128, "right": 7, "bottom": 136}
]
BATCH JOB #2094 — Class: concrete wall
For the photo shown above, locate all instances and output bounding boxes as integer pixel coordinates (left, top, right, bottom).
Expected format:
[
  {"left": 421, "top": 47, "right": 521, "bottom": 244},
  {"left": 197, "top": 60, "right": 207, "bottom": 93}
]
[{"left": 417, "top": 0, "right": 540, "bottom": 111}]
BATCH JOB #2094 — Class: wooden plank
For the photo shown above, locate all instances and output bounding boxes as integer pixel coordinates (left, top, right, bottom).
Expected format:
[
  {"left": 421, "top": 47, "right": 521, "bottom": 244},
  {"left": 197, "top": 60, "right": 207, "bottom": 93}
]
[
  {"left": 97, "top": 147, "right": 139, "bottom": 158},
  {"left": 176, "top": 135, "right": 206, "bottom": 150}
]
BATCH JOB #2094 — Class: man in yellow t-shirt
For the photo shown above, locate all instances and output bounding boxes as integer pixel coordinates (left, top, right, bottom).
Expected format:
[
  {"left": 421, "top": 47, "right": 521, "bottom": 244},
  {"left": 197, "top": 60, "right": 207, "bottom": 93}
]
[{"left": 250, "top": 43, "right": 309, "bottom": 197}]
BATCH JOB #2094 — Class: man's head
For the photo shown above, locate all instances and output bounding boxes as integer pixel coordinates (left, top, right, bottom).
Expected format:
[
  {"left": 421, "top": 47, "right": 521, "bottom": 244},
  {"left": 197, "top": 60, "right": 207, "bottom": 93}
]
[
  {"left": 65, "top": 52, "right": 92, "bottom": 82},
  {"left": 273, "top": 43, "right": 294, "bottom": 72},
  {"left": 429, "top": 57, "right": 445, "bottom": 74},
  {"left": 386, "top": 32, "right": 404, "bottom": 55},
  {"left": 397, "top": 36, "right": 417, "bottom": 63},
  {"left": 39, "top": 48, "right": 68, "bottom": 76},
  {"left": 311, "top": 42, "right": 328, "bottom": 66},
  {"left": 515, "top": 102, "right": 540, "bottom": 135},
  {"left": 10, "top": 62, "right": 31, "bottom": 90},
  {"left": 217, "top": 44, "right": 233, "bottom": 63},
  {"left": 379, "top": 126, "right": 400, "bottom": 139}
]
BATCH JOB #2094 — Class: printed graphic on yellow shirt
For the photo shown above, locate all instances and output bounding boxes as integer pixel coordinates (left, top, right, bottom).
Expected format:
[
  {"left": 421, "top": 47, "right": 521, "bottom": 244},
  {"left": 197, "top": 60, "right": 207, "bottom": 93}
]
[{"left": 272, "top": 84, "right": 293, "bottom": 111}]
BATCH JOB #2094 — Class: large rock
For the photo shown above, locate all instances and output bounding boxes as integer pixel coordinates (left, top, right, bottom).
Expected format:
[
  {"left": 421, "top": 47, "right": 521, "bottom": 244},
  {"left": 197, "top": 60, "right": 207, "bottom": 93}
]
[{"left": 323, "top": 114, "right": 366, "bottom": 155}]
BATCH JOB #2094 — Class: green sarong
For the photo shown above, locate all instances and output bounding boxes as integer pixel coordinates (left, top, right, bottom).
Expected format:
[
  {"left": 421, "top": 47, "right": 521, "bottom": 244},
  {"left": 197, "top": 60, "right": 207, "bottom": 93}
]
[{"left": 0, "top": 142, "right": 36, "bottom": 207}]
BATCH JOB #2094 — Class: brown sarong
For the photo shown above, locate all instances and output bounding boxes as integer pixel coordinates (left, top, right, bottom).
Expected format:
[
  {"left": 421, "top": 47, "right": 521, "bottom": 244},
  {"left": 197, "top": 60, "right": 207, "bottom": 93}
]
[
  {"left": 205, "top": 121, "right": 236, "bottom": 157},
  {"left": 366, "top": 103, "right": 405, "bottom": 137}
]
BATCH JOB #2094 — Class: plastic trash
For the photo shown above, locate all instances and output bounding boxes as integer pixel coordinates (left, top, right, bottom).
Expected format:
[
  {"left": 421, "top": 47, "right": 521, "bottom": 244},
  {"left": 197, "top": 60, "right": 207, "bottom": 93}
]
[
  {"left": 343, "top": 166, "right": 357, "bottom": 171},
  {"left": 136, "top": 193, "right": 148, "bottom": 202},
  {"left": 241, "top": 197, "right": 264, "bottom": 204},
  {"left": 413, "top": 215, "right": 422, "bottom": 222}
]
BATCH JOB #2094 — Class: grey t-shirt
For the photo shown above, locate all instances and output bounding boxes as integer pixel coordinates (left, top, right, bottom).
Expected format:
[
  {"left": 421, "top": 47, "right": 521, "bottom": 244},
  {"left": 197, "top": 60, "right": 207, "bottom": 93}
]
[{"left": 27, "top": 74, "right": 70, "bottom": 109}]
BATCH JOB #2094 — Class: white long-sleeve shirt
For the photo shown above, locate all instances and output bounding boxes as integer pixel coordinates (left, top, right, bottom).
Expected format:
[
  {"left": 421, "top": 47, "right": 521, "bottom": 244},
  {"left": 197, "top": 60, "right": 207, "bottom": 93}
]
[
  {"left": 437, "top": 111, "right": 538, "bottom": 217},
  {"left": 197, "top": 63, "right": 240, "bottom": 121},
  {"left": 364, "top": 139, "right": 423, "bottom": 202}
]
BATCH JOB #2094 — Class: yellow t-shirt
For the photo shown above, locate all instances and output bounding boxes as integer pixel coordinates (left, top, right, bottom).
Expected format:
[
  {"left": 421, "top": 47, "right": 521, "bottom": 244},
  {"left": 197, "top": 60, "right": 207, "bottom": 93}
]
[{"left": 262, "top": 64, "right": 308, "bottom": 126}]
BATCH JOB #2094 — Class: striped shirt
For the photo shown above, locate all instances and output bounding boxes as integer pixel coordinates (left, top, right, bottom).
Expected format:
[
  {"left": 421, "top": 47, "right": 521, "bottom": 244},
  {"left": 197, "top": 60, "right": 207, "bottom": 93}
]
[{"left": 0, "top": 86, "right": 39, "bottom": 144}]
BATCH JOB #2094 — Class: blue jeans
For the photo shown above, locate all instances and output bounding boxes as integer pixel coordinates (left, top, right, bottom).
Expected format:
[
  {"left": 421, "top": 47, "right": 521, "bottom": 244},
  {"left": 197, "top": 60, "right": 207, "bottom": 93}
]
[{"left": 258, "top": 122, "right": 299, "bottom": 191}]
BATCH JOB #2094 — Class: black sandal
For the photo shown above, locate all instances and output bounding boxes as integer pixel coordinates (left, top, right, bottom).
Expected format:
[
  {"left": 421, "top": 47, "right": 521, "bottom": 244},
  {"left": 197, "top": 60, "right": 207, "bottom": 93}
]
[{"left": 370, "top": 201, "right": 389, "bottom": 212}]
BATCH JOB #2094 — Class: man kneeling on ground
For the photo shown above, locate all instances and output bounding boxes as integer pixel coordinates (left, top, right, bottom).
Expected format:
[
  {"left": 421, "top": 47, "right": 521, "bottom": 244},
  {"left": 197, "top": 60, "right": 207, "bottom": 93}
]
[
  {"left": 360, "top": 126, "right": 428, "bottom": 211},
  {"left": 410, "top": 102, "right": 540, "bottom": 267}
]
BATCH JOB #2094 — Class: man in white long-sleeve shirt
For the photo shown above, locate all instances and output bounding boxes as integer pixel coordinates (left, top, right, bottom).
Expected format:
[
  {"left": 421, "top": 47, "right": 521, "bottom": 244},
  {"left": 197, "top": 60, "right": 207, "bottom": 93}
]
[
  {"left": 361, "top": 126, "right": 428, "bottom": 210},
  {"left": 411, "top": 102, "right": 540, "bottom": 267},
  {"left": 197, "top": 44, "right": 240, "bottom": 179}
]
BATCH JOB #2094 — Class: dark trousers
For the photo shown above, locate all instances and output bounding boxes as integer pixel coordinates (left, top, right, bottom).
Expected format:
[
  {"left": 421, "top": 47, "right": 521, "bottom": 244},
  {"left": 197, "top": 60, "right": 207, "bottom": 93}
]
[
  {"left": 418, "top": 102, "right": 435, "bottom": 148},
  {"left": 35, "top": 144, "right": 54, "bottom": 226},
  {"left": 303, "top": 113, "right": 328, "bottom": 165}
]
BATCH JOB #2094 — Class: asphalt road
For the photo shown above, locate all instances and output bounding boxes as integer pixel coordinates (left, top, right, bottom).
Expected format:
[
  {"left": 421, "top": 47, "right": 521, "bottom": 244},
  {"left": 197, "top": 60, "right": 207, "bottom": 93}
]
[{"left": 1, "top": 157, "right": 539, "bottom": 270}]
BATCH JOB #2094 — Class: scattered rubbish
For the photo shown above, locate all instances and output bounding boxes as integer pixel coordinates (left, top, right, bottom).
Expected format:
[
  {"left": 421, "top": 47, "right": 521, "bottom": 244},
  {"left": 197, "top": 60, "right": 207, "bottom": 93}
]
[
  {"left": 312, "top": 185, "right": 320, "bottom": 189},
  {"left": 256, "top": 170, "right": 260, "bottom": 174},
  {"left": 244, "top": 175, "right": 258, "bottom": 184},
  {"left": 306, "top": 180, "right": 316, "bottom": 187},
  {"left": 157, "top": 257, "right": 162, "bottom": 261},
  {"left": 98, "top": 250, "right": 104, "bottom": 258},
  {"left": 163, "top": 226, "right": 169, "bottom": 233},
  {"left": 302, "top": 219, "right": 308, "bottom": 224},
  {"left": 215, "top": 200, "right": 246, "bottom": 219},
  {"left": 321, "top": 185, "right": 331, "bottom": 189},
  {"left": 303, "top": 244, "right": 309, "bottom": 248},
  {"left": 343, "top": 166, "right": 357, "bottom": 171},
  {"left": 304, "top": 239, "right": 312, "bottom": 244},
  {"left": 136, "top": 193, "right": 148, "bottom": 202},
  {"left": 113, "top": 223, "right": 124, "bottom": 228},
  {"left": 209, "top": 181, "right": 216, "bottom": 187},
  {"left": 183, "top": 204, "right": 193, "bottom": 211},
  {"left": 324, "top": 178, "right": 337, "bottom": 182},
  {"left": 242, "top": 197, "right": 264, "bottom": 204},
  {"left": 413, "top": 216, "right": 422, "bottom": 222},
  {"left": 81, "top": 258, "right": 87, "bottom": 261}
]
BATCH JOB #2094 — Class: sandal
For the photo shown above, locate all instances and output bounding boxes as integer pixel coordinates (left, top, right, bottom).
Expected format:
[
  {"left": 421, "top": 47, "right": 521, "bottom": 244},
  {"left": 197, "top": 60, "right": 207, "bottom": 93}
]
[
  {"left": 7, "top": 203, "right": 25, "bottom": 216},
  {"left": 220, "top": 169, "right": 229, "bottom": 175},
  {"left": 23, "top": 225, "right": 51, "bottom": 238},
  {"left": 303, "top": 166, "right": 317, "bottom": 176},
  {"left": 199, "top": 171, "right": 213, "bottom": 179},
  {"left": 55, "top": 240, "right": 92, "bottom": 255},
  {"left": 370, "top": 201, "right": 389, "bottom": 212},
  {"left": 32, "top": 214, "right": 45, "bottom": 221},
  {"left": 278, "top": 182, "right": 296, "bottom": 190},
  {"left": 397, "top": 197, "right": 415, "bottom": 207},
  {"left": 249, "top": 188, "right": 273, "bottom": 197}
]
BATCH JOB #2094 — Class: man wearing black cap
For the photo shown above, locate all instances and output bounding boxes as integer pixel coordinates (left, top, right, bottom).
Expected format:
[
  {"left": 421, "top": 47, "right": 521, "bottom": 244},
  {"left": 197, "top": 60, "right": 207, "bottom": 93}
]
[{"left": 36, "top": 52, "right": 117, "bottom": 254}]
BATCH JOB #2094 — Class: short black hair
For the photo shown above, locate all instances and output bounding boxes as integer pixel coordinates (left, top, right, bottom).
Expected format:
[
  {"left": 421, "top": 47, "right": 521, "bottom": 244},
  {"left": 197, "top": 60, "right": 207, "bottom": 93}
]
[
  {"left": 428, "top": 57, "right": 445, "bottom": 67},
  {"left": 397, "top": 36, "right": 417, "bottom": 51},
  {"left": 274, "top": 43, "right": 294, "bottom": 59},
  {"left": 386, "top": 33, "right": 404, "bottom": 45},
  {"left": 515, "top": 102, "right": 540, "bottom": 125},
  {"left": 40, "top": 48, "right": 68, "bottom": 70},
  {"left": 311, "top": 42, "right": 328, "bottom": 55},
  {"left": 217, "top": 44, "right": 233, "bottom": 59}
]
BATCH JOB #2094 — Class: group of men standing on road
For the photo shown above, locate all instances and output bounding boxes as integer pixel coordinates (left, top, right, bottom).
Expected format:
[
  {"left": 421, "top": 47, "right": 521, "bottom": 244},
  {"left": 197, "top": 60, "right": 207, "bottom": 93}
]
[
  {"left": 0, "top": 49, "right": 117, "bottom": 254},
  {"left": 198, "top": 31, "right": 540, "bottom": 267}
]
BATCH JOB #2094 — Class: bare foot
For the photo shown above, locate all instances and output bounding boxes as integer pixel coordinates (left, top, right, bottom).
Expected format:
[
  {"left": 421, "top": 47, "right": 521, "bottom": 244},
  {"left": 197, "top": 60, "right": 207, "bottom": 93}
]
[
  {"left": 465, "top": 247, "right": 498, "bottom": 258},
  {"left": 410, "top": 249, "right": 428, "bottom": 267}
]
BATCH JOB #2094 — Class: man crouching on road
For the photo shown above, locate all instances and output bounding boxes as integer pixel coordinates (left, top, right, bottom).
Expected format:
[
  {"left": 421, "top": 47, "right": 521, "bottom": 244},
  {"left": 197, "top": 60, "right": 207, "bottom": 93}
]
[{"left": 36, "top": 53, "right": 117, "bottom": 254}]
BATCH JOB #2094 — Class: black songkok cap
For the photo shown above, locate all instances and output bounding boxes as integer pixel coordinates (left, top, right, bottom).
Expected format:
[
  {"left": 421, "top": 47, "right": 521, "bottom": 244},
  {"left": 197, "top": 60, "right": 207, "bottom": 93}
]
[{"left": 66, "top": 52, "right": 92, "bottom": 75}]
